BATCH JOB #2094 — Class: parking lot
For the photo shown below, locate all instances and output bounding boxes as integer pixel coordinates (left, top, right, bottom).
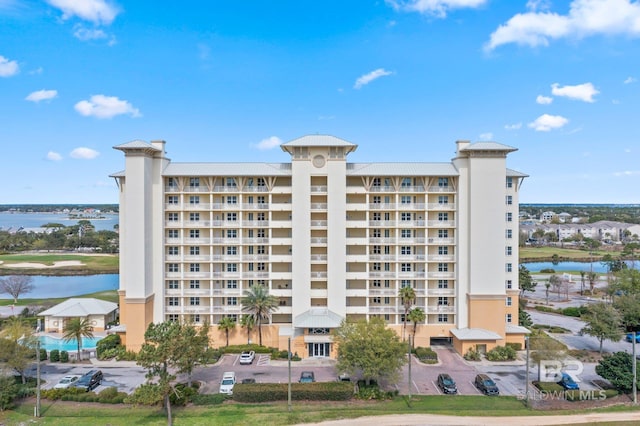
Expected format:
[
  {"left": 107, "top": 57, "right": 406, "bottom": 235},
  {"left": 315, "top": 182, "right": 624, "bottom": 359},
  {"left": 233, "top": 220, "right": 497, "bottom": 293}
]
[{"left": 34, "top": 361, "right": 147, "bottom": 394}]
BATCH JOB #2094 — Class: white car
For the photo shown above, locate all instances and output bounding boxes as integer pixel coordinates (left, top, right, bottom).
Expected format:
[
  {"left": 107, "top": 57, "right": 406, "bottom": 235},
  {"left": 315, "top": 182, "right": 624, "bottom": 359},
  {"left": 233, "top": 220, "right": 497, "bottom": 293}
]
[
  {"left": 219, "top": 371, "right": 236, "bottom": 395},
  {"left": 239, "top": 350, "right": 255, "bottom": 365},
  {"left": 54, "top": 375, "right": 80, "bottom": 389}
]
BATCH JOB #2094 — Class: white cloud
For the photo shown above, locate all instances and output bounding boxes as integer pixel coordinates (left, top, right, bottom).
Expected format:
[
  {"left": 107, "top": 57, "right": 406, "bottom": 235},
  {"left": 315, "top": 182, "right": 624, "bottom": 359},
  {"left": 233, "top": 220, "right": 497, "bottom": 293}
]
[
  {"left": 354, "top": 68, "right": 393, "bottom": 89},
  {"left": 551, "top": 82, "right": 599, "bottom": 102},
  {"left": 526, "top": 0, "right": 551, "bottom": 12},
  {"left": 29, "top": 67, "right": 43, "bottom": 75},
  {"left": 624, "top": 76, "right": 637, "bottom": 84},
  {"left": 486, "top": 0, "right": 640, "bottom": 51},
  {"left": 536, "top": 95, "right": 553, "bottom": 104},
  {"left": 386, "top": 0, "right": 487, "bottom": 18},
  {"left": 254, "top": 136, "right": 282, "bottom": 151},
  {"left": 504, "top": 122, "right": 522, "bottom": 130},
  {"left": 479, "top": 132, "right": 493, "bottom": 140},
  {"left": 613, "top": 170, "right": 640, "bottom": 177},
  {"left": 26, "top": 89, "right": 58, "bottom": 102},
  {"left": 70, "top": 147, "right": 100, "bottom": 159},
  {"left": 73, "top": 26, "right": 107, "bottom": 40},
  {"left": 0, "top": 55, "right": 19, "bottom": 77},
  {"left": 46, "top": 151, "right": 63, "bottom": 161},
  {"left": 46, "top": 0, "right": 119, "bottom": 25},
  {"left": 528, "top": 113, "right": 569, "bottom": 131},
  {"left": 74, "top": 95, "right": 141, "bottom": 119}
]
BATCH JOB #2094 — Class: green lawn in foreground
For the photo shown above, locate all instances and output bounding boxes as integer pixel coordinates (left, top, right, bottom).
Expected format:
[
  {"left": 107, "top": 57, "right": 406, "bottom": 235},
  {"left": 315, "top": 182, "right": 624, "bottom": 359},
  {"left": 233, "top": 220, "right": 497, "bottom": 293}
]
[{"left": 2, "top": 396, "right": 639, "bottom": 426}]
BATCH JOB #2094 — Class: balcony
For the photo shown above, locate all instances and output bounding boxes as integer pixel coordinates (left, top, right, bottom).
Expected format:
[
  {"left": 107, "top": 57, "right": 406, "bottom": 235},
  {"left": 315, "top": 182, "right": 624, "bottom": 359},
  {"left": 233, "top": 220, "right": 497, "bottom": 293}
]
[
  {"left": 369, "top": 306, "right": 396, "bottom": 313},
  {"left": 368, "top": 203, "right": 396, "bottom": 210},
  {"left": 428, "top": 203, "right": 456, "bottom": 210},
  {"left": 369, "top": 289, "right": 395, "bottom": 296},
  {"left": 183, "top": 289, "right": 209, "bottom": 296},
  {"left": 426, "top": 306, "right": 455, "bottom": 314},
  {"left": 369, "top": 254, "right": 396, "bottom": 261},
  {"left": 427, "top": 272, "right": 455, "bottom": 279},
  {"left": 311, "top": 271, "right": 327, "bottom": 279},
  {"left": 310, "top": 237, "right": 327, "bottom": 245},
  {"left": 311, "top": 220, "right": 327, "bottom": 227},
  {"left": 427, "top": 237, "right": 455, "bottom": 245},
  {"left": 346, "top": 306, "right": 368, "bottom": 314},
  {"left": 428, "top": 255, "right": 455, "bottom": 262},
  {"left": 311, "top": 254, "right": 328, "bottom": 262},
  {"left": 241, "top": 203, "right": 269, "bottom": 210},
  {"left": 310, "top": 185, "right": 327, "bottom": 193},
  {"left": 368, "top": 220, "right": 396, "bottom": 227},
  {"left": 311, "top": 203, "right": 327, "bottom": 210},
  {"left": 428, "top": 288, "right": 455, "bottom": 296},
  {"left": 242, "top": 220, "right": 269, "bottom": 227},
  {"left": 398, "top": 186, "right": 425, "bottom": 192},
  {"left": 427, "top": 186, "right": 455, "bottom": 193}
]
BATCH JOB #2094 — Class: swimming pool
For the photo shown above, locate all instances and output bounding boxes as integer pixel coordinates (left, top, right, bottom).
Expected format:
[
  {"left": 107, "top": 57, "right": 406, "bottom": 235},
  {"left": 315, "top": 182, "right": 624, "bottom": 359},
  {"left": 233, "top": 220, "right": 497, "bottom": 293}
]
[{"left": 38, "top": 335, "right": 103, "bottom": 352}]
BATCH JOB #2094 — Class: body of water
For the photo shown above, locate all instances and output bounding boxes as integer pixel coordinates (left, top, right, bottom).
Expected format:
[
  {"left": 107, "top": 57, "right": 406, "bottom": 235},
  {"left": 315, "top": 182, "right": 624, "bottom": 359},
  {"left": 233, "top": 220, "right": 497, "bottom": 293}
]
[
  {"left": 0, "top": 212, "right": 118, "bottom": 232},
  {"left": 38, "top": 335, "right": 103, "bottom": 352},
  {"left": 521, "top": 260, "right": 637, "bottom": 273},
  {"left": 11, "top": 274, "right": 119, "bottom": 299}
]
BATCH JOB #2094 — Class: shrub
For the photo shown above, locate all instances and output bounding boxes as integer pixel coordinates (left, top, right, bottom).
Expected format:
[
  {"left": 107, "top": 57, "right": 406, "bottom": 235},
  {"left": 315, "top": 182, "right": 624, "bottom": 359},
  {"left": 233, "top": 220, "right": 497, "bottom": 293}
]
[
  {"left": 485, "top": 345, "right": 517, "bottom": 361},
  {"left": 39, "top": 348, "right": 47, "bottom": 361},
  {"left": 413, "top": 346, "right": 438, "bottom": 363},
  {"left": 170, "top": 383, "right": 199, "bottom": 406},
  {"left": 60, "top": 351, "right": 69, "bottom": 363},
  {"left": 221, "top": 344, "right": 274, "bottom": 354},
  {"left": 464, "top": 348, "right": 481, "bottom": 361},
  {"left": 49, "top": 349, "right": 60, "bottom": 362},
  {"left": 96, "top": 334, "right": 121, "bottom": 359},
  {"left": 192, "top": 393, "right": 226, "bottom": 405},
  {"left": 0, "top": 375, "right": 19, "bottom": 411},
  {"left": 506, "top": 342, "right": 522, "bottom": 351},
  {"left": 232, "top": 382, "right": 353, "bottom": 403},
  {"left": 116, "top": 349, "right": 138, "bottom": 361},
  {"left": 540, "top": 268, "right": 556, "bottom": 273},
  {"left": 97, "top": 387, "right": 127, "bottom": 404},
  {"left": 561, "top": 306, "right": 587, "bottom": 317},
  {"left": 356, "top": 385, "right": 397, "bottom": 400}
]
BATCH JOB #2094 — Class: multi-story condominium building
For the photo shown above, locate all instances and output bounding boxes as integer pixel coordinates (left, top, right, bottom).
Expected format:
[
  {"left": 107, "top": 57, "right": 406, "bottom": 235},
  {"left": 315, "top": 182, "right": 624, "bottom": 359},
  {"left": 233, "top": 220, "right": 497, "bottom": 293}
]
[{"left": 111, "top": 135, "right": 529, "bottom": 357}]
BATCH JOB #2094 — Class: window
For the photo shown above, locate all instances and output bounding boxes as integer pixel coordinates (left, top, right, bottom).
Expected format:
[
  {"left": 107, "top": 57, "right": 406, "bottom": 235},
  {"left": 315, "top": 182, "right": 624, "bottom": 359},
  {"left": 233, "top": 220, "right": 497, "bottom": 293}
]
[
  {"left": 257, "top": 263, "right": 266, "bottom": 271},
  {"left": 190, "top": 246, "right": 200, "bottom": 255},
  {"left": 190, "top": 212, "right": 200, "bottom": 222},
  {"left": 372, "top": 212, "right": 381, "bottom": 221},
  {"left": 371, "top": 245, "right": 381, "bottom": 255},
  {"left": 384, "top": 280, "right": 390, "bottom": 288},
  {"left": 227, "top": 229, "right": 237, "bottom": 238},
  {"left": 227, "top": 263, "right": 237, "bottom": 272},
  {"left": 372, "top": 196, "right": 381, "bottom": 204},
  {"left": 168, "top": 195, "right": 179, "bottom": 204},
  {"left": 506, "top": 195, "right": 513, "bottom": 205},
  {"left": 438, "top": 297, "right": 448, "bottom": 306},
  {"left": 257, "top": 245, "right": 266, "bottom": 254},
  {"left": 401, "top": 177, "right": 412, "bottom": 187},
  {"left": 401, "top": 246, "right": 411, "bottom": 255},
  {"left": 257, "top": 229, "right": 266, "bottom": 238},
  {"left": 168, "top": 229, "right": 179, "bottom": 238},
  {"left": 506, "top": 280, "right": 512, "bottom": 289},
  {"left": 438, "top": 246, "right": 448, "bottom": 255},
  {"left": 168, "top": 314, "right": 179, "bottom": 322},
  {"left": 189, "top": 196, "right": 200, "bottom": 204},
  {"left": 227, "top": 195, "right": 237, "bottom": 204},
  {"left": 226, "top": 246, "right": 237, "bottom": 255},
  {"left": 372, "top": 297, "right": 381, "bottom": 304},
  {"left": 506, "top": 313, "right": 512, "bottom": 323},
  {"left": 190, "top": 177, "right": 200, "bottom": 188},
  {"left": 506, "top": 246, "right": 512, "bottom": 256},
  {"left": 506, "top": 296, "right": 512, "bottom": 306},
  {"left": 506, "top": 263, "right": 512, "bottom": 272},
  {"left": 401, "top": 229, "right": 412, "bottom": 238},
  {"left": 167, "top": 263, "right": 179, "bottom": 272},
  {"left": 226, "top": 177, "right": 236, "bottom": 187},
  {"left": 401, "top": 212, "right": 412, "bottom": 221},
  {"left": 227, "top": 280, "right": 237, "bottom": 289},
  {"left": 372, "top": 280, "right": 381, "bottom": 288},
  {"left": 506, "top": 229, "right": 513, "bottom": 239},
  {"left": 167, "top": 178, "right": 177, "bottom": 189},
  {"left": 190, "top": 280, "right": 200, "bottom": 289},
  {"left": 438, "top": 280, "right": 448, "bottom": 289},
  {"left": 257, "top": 196, "right": 266, "bottom": 204},
  {"left": 438, "top": 314, "right": 449, "bottom": 323},
  {"left": 192, "top": 314, "right": 201, "bottom": 323},
  {"left": 168, "top": 297, "right": 179, "bottom": 306},
  {"left": 438, "top": 263, "right": 449, "bottom": 272},
  {"left": 438, "top": 195, "right": 448, "bottom": 204},
  {"left": 438, "top": 177, "right": 448, "bottom": 187},
  {"left": 401, "top": 263, "right": 412, "bottom": 272},
  {"left": 257, "top": 178, "right": 266, "bottom": 187},
  {"left": 189, "top": 229, "right": 200, "bottom": 239},
  {"left": 383, "top": 297, "right": 390, "bottom": 304},
  {"left": 168, "top": 246, "right": 179, "bottom": 255},
  {"left": 372, "top": 178, "right": 381, "bottom": 187},
  {"left": 506, "top": 177, "right": 513, "bottom": 188},
  {"left": 384, "top": 263, "right": 391, "bottom": 271},
  {"left": 227, "top": 212, "right": 237, "bottom": 222},
  {"left": 190, "top": 263, "right": 200, "bottom": 272},
  {"left": 438, "top": 229, "right": 449, "bottom": 238},
  {"left": 227, "top": 297, "right": 238, "bottom": 306},
  {"left": 506, "top": 212, "right": 513, "bottom": 222},
  {"left": 372, "top": 262, "right": 381, "bottom": 271},
  {"left": 438, "top": 212, "right": 448, "bottom": 221},
  {"left": 372, "top": 229, "right": 381, "bottom": 238},
  {"left": 401, "top": 195, "right": 412, "bottom": 204},
  {"left": 401, "top": 280, "right": 412, "bottom": 288},
  {"left": 168, "top": 212, "right": 178, "bottom": 221},
  {"left": 190, "top": 297, "right": 200, "bottom": 306},
  {"left": 167, "top": 280, "right": 179, "bottom": 289}
]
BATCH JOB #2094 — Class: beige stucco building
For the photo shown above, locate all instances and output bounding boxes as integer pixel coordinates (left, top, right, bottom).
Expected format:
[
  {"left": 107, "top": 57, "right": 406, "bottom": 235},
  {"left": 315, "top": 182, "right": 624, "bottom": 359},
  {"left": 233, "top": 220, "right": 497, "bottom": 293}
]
[{"left": 111, "top": 135, "right": 529, "bottom": 357}]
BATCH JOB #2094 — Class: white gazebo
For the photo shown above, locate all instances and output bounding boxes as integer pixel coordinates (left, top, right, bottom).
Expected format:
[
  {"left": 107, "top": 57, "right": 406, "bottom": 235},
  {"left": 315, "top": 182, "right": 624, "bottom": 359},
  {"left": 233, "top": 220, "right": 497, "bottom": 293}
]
[{"left": 38, "top": 298, "right": 118, "bottom": 333}]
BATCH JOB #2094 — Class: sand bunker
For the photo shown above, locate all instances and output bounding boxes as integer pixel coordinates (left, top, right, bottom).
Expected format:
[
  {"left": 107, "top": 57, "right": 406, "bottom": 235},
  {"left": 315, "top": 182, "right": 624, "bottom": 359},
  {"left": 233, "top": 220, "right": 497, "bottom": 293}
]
[{"left": 4, "top": 260, "right": 84, "bottom": 268}]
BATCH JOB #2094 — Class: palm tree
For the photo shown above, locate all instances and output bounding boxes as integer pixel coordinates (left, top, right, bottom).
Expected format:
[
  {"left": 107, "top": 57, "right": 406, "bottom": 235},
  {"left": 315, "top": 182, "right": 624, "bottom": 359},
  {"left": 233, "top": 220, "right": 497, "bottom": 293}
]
[
  {"left": 239, "top": 314, "right": 255, "bottom": 345},
  {"left": 407, "top": 307, "right": 425, "bottom": 347},
  {"left": 217, "top": 317, "right": 236, "bottom": 347},
  {"left": 399, "top": 285, "right": 416, "bottom": 341},
  {"left": 62, "top": 317, "right": 94, "bottom": 361},
  {"left": 241, "top": 285, "right": 278, "bottom": 346}
]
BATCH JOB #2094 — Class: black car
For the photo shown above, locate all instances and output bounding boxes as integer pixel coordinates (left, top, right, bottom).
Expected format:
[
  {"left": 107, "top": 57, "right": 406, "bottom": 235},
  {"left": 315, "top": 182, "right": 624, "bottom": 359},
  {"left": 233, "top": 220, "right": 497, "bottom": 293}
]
[
  {"left": 474, "top": 374, "right": 499, "bottom": 395},
  {"left": 437, "top": 373, "right": 457, "bottom": 394},
  {"left": 74, "top": 369, "right": 103, "bottom": 391}
]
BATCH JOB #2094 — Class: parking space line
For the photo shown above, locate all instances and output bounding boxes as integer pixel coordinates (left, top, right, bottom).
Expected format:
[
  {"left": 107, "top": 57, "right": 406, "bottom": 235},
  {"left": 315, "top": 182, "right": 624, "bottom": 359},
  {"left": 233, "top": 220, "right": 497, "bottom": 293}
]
[
  {"left": 470, "top": 382, "right": 483, "bottom": 394},
  {"left": 412, "top": 379, "right": 421, "bottom": 394},
  {"left": 432, "top": 381, "right": 441, "bottom": 394}
]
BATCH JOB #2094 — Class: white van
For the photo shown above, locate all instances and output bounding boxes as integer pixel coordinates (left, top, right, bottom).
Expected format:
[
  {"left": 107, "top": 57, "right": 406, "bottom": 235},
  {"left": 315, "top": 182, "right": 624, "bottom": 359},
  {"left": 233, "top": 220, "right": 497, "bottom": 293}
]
[{"left": 219, "top": 371, "right": 236, "bottom": 395}]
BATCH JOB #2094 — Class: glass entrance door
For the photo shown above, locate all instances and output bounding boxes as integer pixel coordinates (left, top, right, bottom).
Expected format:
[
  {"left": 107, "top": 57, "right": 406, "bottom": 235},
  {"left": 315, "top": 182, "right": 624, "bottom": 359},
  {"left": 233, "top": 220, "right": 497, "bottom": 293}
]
[{"left": 308, "top": 343, "right": 331, "bottom": 357}]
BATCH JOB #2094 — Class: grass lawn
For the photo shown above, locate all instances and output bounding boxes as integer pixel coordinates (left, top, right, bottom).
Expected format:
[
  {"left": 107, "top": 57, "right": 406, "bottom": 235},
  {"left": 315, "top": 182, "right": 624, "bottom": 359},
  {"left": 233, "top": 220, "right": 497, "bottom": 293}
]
[
  {"left": 2, "top": 396, "right": 640, "bottom": 426},
  {"left": 519, "top": 246, "right": 610, "bottom": 261},
  {"left": 0, "top": 253, "right": 118, "bottom": 275},
  {"left": 0, "top": 290, "right": 118, "bottom": 306}
]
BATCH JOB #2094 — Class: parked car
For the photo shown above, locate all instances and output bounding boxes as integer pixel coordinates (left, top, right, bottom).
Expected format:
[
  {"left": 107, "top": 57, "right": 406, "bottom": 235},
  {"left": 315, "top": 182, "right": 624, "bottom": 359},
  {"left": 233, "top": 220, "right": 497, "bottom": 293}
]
[
  {"left": 437, "top": 373, "right": 457, "bottom": 394},
  {"left": 557, "top": 372, "right": 579, "bottom": 390},
  {"left": 74, "top": 370, "right": 103, "bottom": 391},
  {"left": 299, "top": 371, "right": 315, "bottom": 383},
  {"left": 219, "top": 371, "right": 236, "bottom": 395},
  {"left": 474, "top": 374, "right": 499, "bottom": 395},
  {"left": 241, "top": 378, "right": 256, "bottom": 384},
  {"left": 53, "top": 375, "right": 80, "bottom": 389},
  {"left": 337, "top": 373, "right": 351, "bottom": 382},
  {"left": 239, "top": 350, "right": 256, "bottom": 365},
  {"left": 626, "top": 333, "right": 640, "bottom": 343}
]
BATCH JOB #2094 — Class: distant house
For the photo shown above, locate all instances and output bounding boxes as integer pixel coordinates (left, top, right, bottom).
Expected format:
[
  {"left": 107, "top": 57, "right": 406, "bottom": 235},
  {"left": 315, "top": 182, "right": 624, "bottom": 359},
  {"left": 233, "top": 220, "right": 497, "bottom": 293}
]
[
  {"left": 540, "top": 211, "right": 556, "bottom": 222},
  {"left": 38, "top": 298, "right": 118, "bottom": 333}
]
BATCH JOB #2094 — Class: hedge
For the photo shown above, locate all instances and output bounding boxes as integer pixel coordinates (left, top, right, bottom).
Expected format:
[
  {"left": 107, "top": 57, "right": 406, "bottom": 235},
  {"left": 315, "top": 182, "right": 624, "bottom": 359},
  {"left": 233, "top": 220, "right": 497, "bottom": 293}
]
[
  {"left": 413, "top": 346, "right": 438, "bottom": 363},
  {"left": 232, "top": 382, "right": 353, "bottom": 403}
]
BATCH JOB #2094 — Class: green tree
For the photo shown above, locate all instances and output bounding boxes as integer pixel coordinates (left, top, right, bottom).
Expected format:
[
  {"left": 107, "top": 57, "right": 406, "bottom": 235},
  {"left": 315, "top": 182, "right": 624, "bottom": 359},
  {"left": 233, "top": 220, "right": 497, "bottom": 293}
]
[
  {"left": 580, "top": 303, "right": 623, "bottom": 354},
  {"left": 529, "top": 330, "right": 566, "bottom": 381},
  {"left": 595, "top": 351, "right": 640, "bottom": 393},
  {"left": 239, "top": 314, "right": 255, "bottom": 345},
  {"left": 518, "top": 298, "right": 532, "bottom": 327},
  {"left": 173, "top": 321, "right": 210, "bottom": 387},
  {"left": 217, "top": 317, "right": 235, "bottom": 347},
  {"left": 545, "top": 281, "right": 551, "bottom": 305},
  {"left": 519, "top": 265, "right": 536, "bottom": 297},
  {"left": 241, "top": 285, "right": 278, "bottom": 346},
  {"left": 610, "top": 268, "right": 640, "bottom": 296},
  {"left": 614, "top": 294, "right": 640, "bottom": 333},
  {"left": 407, "top": 307, "right": 425, "bottom": 346},
  {"left": 333, "top": 318, "right": 406, "bottom": 386},
  {"left": 398, "top": 285, "right": 416, "bottom": 341},
  {"left": 548, "top": 275, "right": 561, "bottom": 301},
  {"left": 0, "top": 317, "right": 37, "bottom": 384},
  {"left": 0, "top": 375, "right": 20, "bottom": 411},
  {"left": 587, "top": 271, "right": 598, "bottom": 293},
  {"left": 62, "top": 317, "right": 94, "bottom": 361}
]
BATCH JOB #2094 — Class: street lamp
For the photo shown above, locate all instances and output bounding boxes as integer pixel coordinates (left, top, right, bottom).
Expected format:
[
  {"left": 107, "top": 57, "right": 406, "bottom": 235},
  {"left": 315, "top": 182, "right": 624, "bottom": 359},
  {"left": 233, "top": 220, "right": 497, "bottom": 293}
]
[{"left": 525, "top": 335, "right": 530, "bottom": 407}]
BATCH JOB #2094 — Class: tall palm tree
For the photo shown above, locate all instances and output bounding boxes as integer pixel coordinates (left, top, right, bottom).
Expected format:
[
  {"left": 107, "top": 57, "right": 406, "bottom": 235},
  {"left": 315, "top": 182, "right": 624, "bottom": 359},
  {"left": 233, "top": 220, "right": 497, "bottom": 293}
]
[
  {"left": 241, "top": 285, "right": 278, "bottom": 346},
  {"left": 217, "top": 317, "right": 235, "bottom": 347},
  {"left": 239, "top": 314, "right": 255, "bottom": 345},
  {"left": 407, "top": 307, "right": 425, "bottom": 347},
  {"left": 62, "top": 317, "right": 94, "bottom": 361},
  {"left": 399, "top": 285, "right": 416, "bottom": 341}
]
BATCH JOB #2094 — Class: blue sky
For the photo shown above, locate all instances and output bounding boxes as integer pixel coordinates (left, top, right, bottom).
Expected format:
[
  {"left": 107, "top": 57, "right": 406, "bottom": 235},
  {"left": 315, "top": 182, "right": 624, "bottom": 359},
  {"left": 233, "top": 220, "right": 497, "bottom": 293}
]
[{"left": 1, "top": 0, "right": 639, "bottom": 204}]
